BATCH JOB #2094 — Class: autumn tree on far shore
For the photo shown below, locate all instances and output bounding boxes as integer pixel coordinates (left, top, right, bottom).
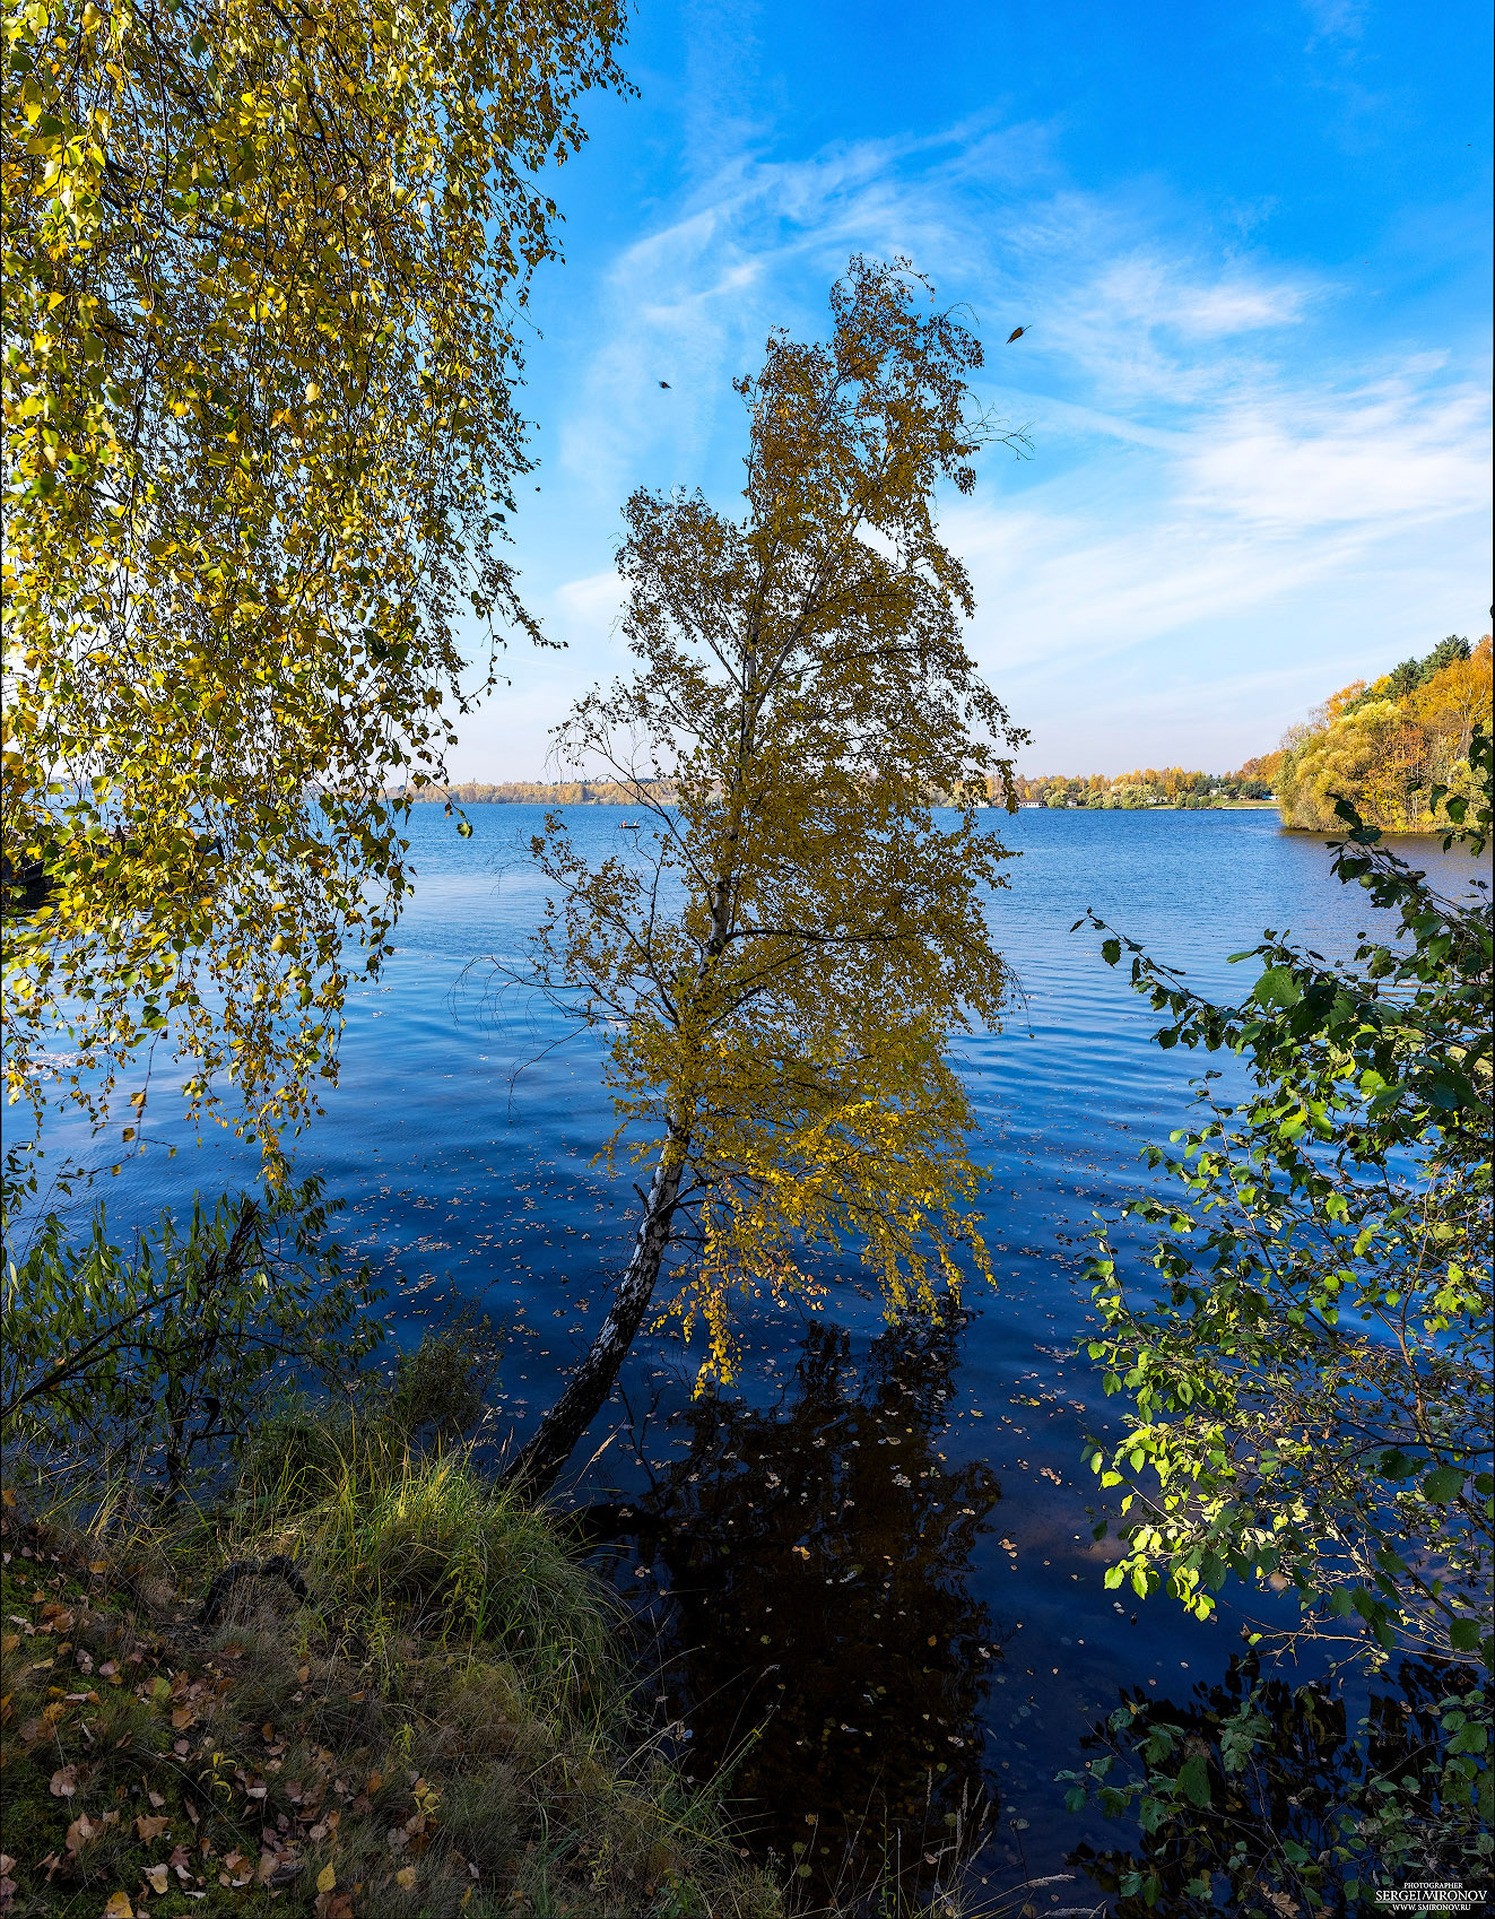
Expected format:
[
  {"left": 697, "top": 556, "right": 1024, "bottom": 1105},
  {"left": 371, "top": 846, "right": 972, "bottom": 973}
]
[
  {"left": 1276, "top": 635, "right": 1491, "bottom": 832},
  {"left": 496, "top": 258, "right": 1029, "bottom": 1495}
]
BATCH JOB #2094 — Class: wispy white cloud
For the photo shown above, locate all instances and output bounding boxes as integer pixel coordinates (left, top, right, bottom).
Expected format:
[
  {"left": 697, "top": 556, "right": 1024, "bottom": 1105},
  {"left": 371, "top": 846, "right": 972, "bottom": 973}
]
[
  {"left": 1301, "top": 0, "right": 1367, "bottom": 47},
  {"left": 463, "top": 110, "right": 1490, "bottom": 780},
  {"left": 951, "top": 361, "right": 1489, "bottom": 767},
  {"left": 551, "top": 569, "right": 625, "bottom": 636},
  {"left": 1095, "top": 255, "right": 1315, "bottom": 340},
  {"left": 1177, "top": 374, "right": 1488, "bottom": 529}
]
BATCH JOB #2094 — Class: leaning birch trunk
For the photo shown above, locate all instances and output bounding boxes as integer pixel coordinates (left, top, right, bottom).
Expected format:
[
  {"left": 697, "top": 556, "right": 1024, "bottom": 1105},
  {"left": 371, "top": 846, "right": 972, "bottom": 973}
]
[{"left": 500, "top": 1131, "right": 688, "bottom": 1500}]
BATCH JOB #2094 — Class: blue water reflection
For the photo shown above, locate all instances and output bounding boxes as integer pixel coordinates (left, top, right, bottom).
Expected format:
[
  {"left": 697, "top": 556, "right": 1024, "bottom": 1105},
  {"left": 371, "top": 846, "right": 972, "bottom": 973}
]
[{"left": 28, "top": 804, "right": 1482, "bottom": 1892}]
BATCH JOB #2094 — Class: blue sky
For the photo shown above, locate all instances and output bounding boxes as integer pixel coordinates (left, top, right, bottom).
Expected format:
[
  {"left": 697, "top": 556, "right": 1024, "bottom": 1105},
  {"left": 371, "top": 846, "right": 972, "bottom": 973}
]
[{"left": 453, "top": 0, "right": 1492, "bottom": 779}]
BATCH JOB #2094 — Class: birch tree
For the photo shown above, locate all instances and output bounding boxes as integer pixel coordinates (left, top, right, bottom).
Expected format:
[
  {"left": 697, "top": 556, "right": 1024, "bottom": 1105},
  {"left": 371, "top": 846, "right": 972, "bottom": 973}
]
[
  {"left": 499, "top": 258, "right": 1028, "bottom": 1494},
  {"left": 1, "top": 0, "right": 627, "bottom": 1189}
]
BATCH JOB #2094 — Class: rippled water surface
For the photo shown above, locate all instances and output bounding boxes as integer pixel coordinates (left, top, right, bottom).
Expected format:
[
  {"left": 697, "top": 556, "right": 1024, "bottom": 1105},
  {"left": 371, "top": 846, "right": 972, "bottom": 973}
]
[{"left": 37, "top": 805, "right": 1484, "bottom": 1899}]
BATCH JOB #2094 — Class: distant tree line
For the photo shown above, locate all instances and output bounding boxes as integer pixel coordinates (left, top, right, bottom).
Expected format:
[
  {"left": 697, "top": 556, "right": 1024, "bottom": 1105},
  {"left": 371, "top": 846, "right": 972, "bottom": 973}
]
[
  {"left": 998, "top": 764, "right": 1277, "bottom": 809},
  {"left": 1276, "top": 635, "right": 1491, "bottom": 832},
  {"left": 396, "top": 778, "right": 681, "bottom": 805},
  {"left": 408, "top": 635, "right": 1490, "bottom": 836},
  {"left": 401, "top": 770, "right": 1275, "bottom": 810}
]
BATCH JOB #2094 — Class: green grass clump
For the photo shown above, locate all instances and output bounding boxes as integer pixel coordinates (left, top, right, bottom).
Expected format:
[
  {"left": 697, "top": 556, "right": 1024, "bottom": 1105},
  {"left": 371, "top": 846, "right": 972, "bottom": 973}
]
[
  {"left": 0, "top": 1428, "right": 784, "bottom": 1919},
  {"left": 242, "top": 1420, "right": 613, "bottom": 1692}
]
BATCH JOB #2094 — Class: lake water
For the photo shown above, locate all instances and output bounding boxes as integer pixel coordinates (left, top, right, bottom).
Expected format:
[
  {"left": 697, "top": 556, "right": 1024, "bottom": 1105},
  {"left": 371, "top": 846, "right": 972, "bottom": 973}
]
[{"left": 29, "top": 805, "right": 1485, "bottom": 1905}]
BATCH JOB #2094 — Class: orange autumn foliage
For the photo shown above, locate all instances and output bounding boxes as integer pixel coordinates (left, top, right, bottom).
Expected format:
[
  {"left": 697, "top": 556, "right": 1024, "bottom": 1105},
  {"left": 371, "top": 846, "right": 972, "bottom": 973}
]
[{"left": 1277, "top": 636, "right": 1492, "bottom": 832}]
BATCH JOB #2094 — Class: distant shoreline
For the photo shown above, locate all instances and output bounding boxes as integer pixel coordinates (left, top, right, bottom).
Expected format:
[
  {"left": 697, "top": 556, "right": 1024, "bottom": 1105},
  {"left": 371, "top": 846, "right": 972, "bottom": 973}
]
[{"left": 398, "top": 786, "right": 1283, "bottom": 814}]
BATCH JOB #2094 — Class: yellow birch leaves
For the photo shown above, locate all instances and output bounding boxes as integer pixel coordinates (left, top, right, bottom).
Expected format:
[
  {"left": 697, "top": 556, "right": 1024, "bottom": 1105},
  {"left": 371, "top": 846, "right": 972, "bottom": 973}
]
[
  {"left": 1, "top": 0, "right": 628, "bottom": 1181},
  {"left": 521, "top": 259, "right": 1029, "bottom": 1384}
]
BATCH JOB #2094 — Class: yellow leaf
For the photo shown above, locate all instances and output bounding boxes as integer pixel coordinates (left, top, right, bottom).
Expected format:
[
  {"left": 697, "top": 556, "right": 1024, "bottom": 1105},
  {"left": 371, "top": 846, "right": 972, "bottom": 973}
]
[
  {"left": 395, "top": 1866, "right": 417, "bottom": 1889},
  {"left": 103, "top": 1895, "right": 134, "bottom": 1919},
  {"left": 316, "top": 1865, "right": 337, "bottom": 1894}
]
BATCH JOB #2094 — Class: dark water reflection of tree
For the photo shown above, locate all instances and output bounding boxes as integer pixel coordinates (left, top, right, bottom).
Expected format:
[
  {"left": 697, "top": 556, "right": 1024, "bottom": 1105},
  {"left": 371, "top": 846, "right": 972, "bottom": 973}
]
[
  {"left": 1073, "top": 1652, "right": 1490, "bottom": 1916},
  {"left": 591, "top": 1311, "right": 1008, "bottom": 1901}
]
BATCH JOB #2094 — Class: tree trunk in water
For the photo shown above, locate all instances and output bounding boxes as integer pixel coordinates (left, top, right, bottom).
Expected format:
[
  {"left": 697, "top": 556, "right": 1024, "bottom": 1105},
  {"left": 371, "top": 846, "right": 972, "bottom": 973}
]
[{"left": 500, "top": 1133, "right": 687, "bottom": 1500}]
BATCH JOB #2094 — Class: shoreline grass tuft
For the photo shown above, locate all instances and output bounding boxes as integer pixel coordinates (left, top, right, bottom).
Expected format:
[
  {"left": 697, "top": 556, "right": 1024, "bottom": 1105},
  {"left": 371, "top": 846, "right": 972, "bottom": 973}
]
[{"left": 0, "top": 1421, "right": 784, "bottom": 1919}]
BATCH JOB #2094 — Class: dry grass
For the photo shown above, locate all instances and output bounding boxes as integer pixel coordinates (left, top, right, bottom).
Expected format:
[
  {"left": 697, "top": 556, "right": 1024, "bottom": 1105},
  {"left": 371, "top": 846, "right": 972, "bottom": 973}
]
[
  {"left": 0, "top": 1436, "right": 783, "bottom": 1919},
  {"left": 1, "top": 1352, "right": 1045, "bottom": 1919}
]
